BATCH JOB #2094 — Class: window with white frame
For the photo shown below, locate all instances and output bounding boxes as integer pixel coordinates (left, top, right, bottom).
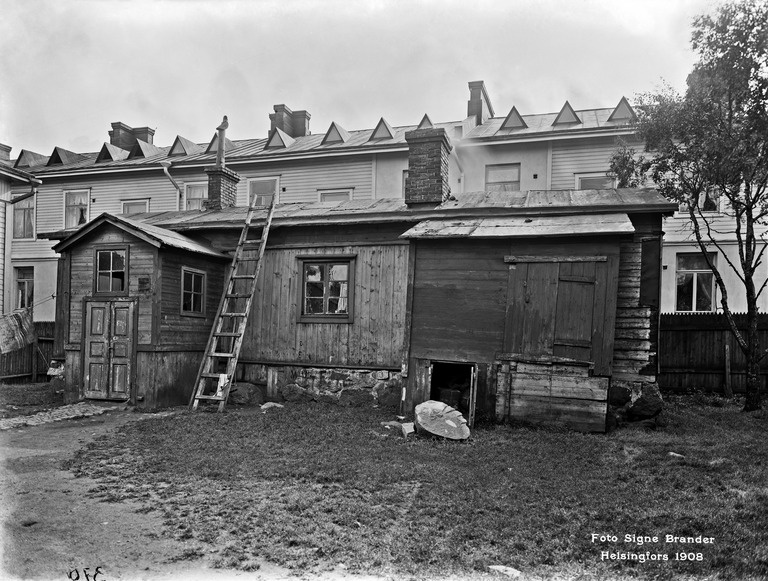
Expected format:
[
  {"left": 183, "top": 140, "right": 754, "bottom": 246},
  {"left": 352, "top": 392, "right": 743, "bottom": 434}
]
[
  {"left": 319, "top": 189, "right": 352, "bottom": 203},
  {"left": 181, "top": 267, "right": 206, "bottom": 315},
  {"left": 485, "top": 163, "right": 521, "bottom": 192},
  {"left": 184, "top": 183, "right": 208, "bottom": 211},
  {"left": 575, "top": 173, "right": 616, "bottom": 189},
  {"left": 15, "top": 267, "right": 33, "bottom": 309},
  {"left": 248, "top": 177, "right": 279, "bottom": 207},
  {"left": 12, "top": 194, "right": 35, "bottom": 239},
  {"left": 676, "top": 253, "right": 716, "bottom": 312},
  {"left": 64, "top": 190, "right": 89, "bottom": 229},
  {"left": 121, "top": 199, "right": 149, "bottom": 215}
]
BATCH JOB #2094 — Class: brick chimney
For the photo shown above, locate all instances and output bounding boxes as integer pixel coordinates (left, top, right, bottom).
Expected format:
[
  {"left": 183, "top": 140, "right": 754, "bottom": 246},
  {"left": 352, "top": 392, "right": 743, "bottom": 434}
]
[
  {"left": 204, "top": 166, "right": 240, "bottom": 210},
  {"left": 269, "top": 104, "right": 311, "bottom": 137},
  {"left": 132, "top": 126, "right": 155, "bottom": 144},
  {"left": 108, "top": 122, "right": 155, "bottom": 150},
  {"left": 467, "top": 80, "right": 495, "bottom": 125},
  {"left": 0, "top": 143, "right": 10, "bottom": 162},
  {"left": 404, "top": 128, "right": 452, "bottom": 206}
]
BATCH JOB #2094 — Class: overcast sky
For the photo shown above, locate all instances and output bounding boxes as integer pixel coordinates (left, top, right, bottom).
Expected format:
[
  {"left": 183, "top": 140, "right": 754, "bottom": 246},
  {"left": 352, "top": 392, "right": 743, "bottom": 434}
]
[{"left": 0, "top": 0, "right": 715, "bottom": 157}]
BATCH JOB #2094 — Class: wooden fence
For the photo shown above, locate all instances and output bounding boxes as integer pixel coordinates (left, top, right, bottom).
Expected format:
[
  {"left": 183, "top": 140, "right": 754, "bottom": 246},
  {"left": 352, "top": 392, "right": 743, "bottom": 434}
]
[
  {"left": 658, "top": 313, "right": 768, "bottom": 394},
  {"left": 0, "top": 321, "right": 55, "bottom": 383}
]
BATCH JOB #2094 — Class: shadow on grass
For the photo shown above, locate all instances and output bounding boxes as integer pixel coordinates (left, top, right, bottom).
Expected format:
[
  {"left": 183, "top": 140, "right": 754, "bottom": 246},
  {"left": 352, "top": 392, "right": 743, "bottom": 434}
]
[{"left": 67, "top": 400, "right": 768, "bottom": 580}]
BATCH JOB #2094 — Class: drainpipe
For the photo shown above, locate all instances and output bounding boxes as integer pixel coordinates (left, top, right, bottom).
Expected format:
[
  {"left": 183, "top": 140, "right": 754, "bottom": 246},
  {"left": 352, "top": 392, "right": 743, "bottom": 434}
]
[{"left": 159, "top": 160, "right": 183, "bottom": 209}]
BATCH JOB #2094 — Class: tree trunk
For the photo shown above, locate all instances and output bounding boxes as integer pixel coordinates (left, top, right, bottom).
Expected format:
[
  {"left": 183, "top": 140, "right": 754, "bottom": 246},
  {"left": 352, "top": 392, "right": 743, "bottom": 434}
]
[{"left": 744, "top": 314, "right": 762, "bottom": 411}]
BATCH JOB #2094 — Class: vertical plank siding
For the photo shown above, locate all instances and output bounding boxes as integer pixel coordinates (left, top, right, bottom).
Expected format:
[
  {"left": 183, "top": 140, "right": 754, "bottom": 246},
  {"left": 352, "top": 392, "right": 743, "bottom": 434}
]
[
  {"left": 0, "top": 321, "right": 55, "bottom": 381},
  {"left": 241, "top": 242, "right": 408, "bottom": 368},
  {"left": 659, "top": 314, "right": 768, "bottom": 394}
]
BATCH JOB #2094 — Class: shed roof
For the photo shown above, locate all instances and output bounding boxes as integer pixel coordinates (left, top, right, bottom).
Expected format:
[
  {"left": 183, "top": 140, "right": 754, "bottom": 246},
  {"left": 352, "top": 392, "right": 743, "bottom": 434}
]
[{"left": 52, "top": 213, "right": 228, "bottom": 258}]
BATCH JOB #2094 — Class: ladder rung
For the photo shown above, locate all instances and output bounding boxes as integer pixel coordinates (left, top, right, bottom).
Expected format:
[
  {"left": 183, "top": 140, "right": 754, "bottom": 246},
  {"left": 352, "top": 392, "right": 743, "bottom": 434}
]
[
  {"left": 241, "top": 239, "right": 262, "bottom": 245},
  {"left": 201, "top": 372, "right": 227, "bottom": 379},
  {"left": 214, "top": 332, "right": 241, "bottom": 337},
  {"left": 225, "top": 293, "right": 252, "bottom": 299},
  {"left": 208, "top": 352, "right": 235, "bottom": 358},
  {"left": 221, "top": 312, "right": 248, "bottom": 317},
  {"left": 194, "top": 394, "right": 226, "bottom": 401},
  {"left": 231, "top": 275, "right": 256, "bottom": 280}
]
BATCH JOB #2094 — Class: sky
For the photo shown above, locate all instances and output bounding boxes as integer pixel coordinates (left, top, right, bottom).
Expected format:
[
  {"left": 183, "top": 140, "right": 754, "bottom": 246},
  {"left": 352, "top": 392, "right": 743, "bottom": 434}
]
[{"left": 0, "top": 0, "right": 717, "bottom": 157}]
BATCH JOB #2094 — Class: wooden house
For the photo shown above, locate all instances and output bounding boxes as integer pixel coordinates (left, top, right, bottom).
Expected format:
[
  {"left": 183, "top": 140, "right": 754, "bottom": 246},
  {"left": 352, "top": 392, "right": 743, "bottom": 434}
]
[{"left": 50, "top": 128, "right": 676, "bottom": 431}]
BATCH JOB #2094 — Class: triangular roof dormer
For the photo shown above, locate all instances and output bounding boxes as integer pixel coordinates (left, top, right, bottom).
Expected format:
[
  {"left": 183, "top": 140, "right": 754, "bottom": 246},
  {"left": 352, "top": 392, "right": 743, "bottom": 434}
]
[
  {"left": 205, "top": 132, "right": 235, "bottom": 154},
  {"left": 47, "top": 146, "right": 86, "bottom": 166},
  {"left": 552, "top": 101, "right": 582, "bottom": 125},
  {"left": 169, "top": 135, "right": 204, "bottom": 156},
  {"left": 96, "top": 143, "right": 129, "bottom": 163},
  {"left": 321, "top": 122, "right": 350, "bottom": 145},
  {"left": 14, "top": 149, "right": 48, "bottom": 168},
  {"left": 128, "top": 139, "right": 162, "bottom": 160},
  {"left": 265, "top": 127, "right": 295, "bottom": 150},
  {"left": 500, "top": 106, "right": 528, "bottom": 130},
  {"left": 417, "top": 114, "right": 434, "bottom": 129},
  {"left": 608, "top": 96, "right": 637, "bottom": 123},
  {"left": 368, "top": 117, "right": 395, "bottom": 141}
]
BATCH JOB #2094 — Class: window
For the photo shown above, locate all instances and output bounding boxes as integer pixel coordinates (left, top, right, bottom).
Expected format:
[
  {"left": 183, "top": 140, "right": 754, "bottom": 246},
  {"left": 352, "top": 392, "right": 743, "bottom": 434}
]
[
  {"left": 181, "top": 267, "right": 206, "bottom": 315},
  {"left": 485, "top": 164, "right": 521, "bottom": 192},
  {"left": 402, "top": 170, "right": 409, "bottom": 194},
  {"left": 676, "top": 253, "right": 716, "bottom": 312},
  {"left": 15, "top": 267, "right": 33, "bottom": 309},
  {"left": 121, "top": 199, "right": 149, "bottom": 215},
  {"left": 319, "top": 189, "right": 352, "bottom": 203},
  {"left": 249, "top": 177, "right": 279, "bottom": 207},
  {"left": 95, "top": 249, "right": 127, "bottom": 294},
  {"left": 64, "top": 190, "right": 89, "bottom": 229},
  {"left": 184, "top": 183, "right": 208, "bottom": 211},
  {"left": 12, "top": 195, "right": 34, "bottom": 239},
  {"left": 299, "top": 257, "right": 354, "bottom": 322},
  {"left": 576, "top": 173, "right": 616, "bottom": 189}
]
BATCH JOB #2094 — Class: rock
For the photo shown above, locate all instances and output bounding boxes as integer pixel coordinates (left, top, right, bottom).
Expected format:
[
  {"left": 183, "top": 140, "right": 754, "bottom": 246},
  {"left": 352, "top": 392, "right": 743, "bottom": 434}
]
[
  {"left": 380, "top": 421, "right": 402, "bottom": 429},
  {"left": 626, "top": 393, "right": 663, "bottom": 420},
  {"left": 339, "top": 388, "right": 373, "bottom": 408},
  {"left": 488, "top": 565, "right": 522, "bottom": 578},
  {"left": 280, "top": 383, "right": 310, "bottom": 402},
  {"left": 375, "top": 370, "right": 389, "bottom": 380},
  {"left": 401, "top": 422, "right": 415, "bottom": 438},
  {"left": 668, "top": 451, "right": 685, "bottom": 459},
  {"left": 229, "top": 383, "right": 266, "bottom": 406},
  {"left": 608, "top": 384, "right": 632, "bottom": 406},
  {"left": 260, "top": 402, "right": 284, "bottom": 412},
  {"left": 414, "top": 400, "right": 470, "bottom": 440}
]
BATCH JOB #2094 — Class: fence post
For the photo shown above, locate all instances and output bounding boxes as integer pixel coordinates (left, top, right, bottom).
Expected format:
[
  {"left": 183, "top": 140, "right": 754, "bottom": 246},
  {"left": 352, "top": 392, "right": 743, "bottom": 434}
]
[{"left": 724, "top": 343, "right": 733, "bottom": 398}]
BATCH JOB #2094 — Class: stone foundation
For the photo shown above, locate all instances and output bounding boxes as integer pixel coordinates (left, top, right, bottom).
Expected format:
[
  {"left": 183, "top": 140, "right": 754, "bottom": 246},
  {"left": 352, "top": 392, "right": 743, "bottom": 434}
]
[{"left": 239, "top": 364, "right": 403, "bottom": 408}]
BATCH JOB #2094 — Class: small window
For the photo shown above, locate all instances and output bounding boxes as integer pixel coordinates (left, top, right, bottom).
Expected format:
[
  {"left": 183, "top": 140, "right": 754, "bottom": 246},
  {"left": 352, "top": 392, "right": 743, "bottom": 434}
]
[
  {"left": 299, "top": 257, "right": 354, "bottom": 323},
  {"left": 64, "top": 190, "right": 89, "bottom": 229},
  {"left": 121, "top": 199, "right": 149, "bottom": 215},
  {"left": 676, "top": 253, "right": 716, "bottom": 312},
  {"left": 486, "top": 164, "right": 521, "bottom": 192},
  {"left": 249, "top": 177, "right": 279, "bottom": 207},
  {"left": 95, "top": 249, "right": 127, "bottom": 294},
  {"left": 184, "top": 183, "right": 208, "bottom": 211},
  {"left": 576, "top": 173, "right": 616, "bottom": 189},
  {"left": 13, "top": 195, "right": 35, "bottom": 239},
  {"left": 181, "top": 267, "right": 206, "bottom": 315},
  {"left": 15, "top": 267, "right": 33, "bottom": 309},
  {"left": 319, "top": 189, "right": 352, "bottom": 203}
]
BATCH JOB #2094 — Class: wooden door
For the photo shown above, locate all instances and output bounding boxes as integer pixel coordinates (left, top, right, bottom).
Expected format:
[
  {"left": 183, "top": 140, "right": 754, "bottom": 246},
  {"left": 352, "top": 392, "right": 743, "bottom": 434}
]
[{"left": 84, "top": 300, "right": 135, "bottom": 400}]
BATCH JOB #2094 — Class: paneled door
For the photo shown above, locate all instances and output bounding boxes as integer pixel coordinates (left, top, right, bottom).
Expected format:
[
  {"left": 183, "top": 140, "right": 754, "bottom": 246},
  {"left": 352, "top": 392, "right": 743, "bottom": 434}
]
[{"left": 83, "top": 300, "right": 136, "bottom": 400}]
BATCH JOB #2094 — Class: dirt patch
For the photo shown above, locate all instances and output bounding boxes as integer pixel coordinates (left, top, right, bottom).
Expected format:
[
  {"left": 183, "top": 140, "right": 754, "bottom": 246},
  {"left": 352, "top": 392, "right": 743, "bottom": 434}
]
[{"left": 0, "top": 382, "right": 64, "bottom": 419}]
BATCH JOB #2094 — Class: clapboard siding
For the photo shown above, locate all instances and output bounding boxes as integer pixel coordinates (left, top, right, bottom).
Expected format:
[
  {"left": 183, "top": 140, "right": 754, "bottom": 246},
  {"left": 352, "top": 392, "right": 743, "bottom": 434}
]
[
  {"left": 236, "top": 156, "right": 374, "bottom": 204},
  {"left": 550, "top": 137, "right": 622, "bottom": 189},
  {"left": 159, "top": 250, "right": 226, "bottom": 347},
  {"left": 241, "top": 242, "right": 408, "bottom": 368},
  {"left": 66, "top": 225, "right": 157, "bottom": 345}
]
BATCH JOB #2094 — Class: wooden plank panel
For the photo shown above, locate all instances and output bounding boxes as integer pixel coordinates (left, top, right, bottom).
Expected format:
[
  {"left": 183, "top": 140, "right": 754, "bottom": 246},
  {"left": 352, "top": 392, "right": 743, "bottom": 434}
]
[{"left": 522, "top": 262, "right": 559, "bottom": 356}]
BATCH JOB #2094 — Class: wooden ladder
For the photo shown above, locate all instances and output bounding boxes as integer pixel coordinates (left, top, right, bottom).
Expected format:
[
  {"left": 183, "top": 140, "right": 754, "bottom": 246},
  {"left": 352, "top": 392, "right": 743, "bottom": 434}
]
[{"left": 189, "top": 194, "right": 277, "bottom": 411}]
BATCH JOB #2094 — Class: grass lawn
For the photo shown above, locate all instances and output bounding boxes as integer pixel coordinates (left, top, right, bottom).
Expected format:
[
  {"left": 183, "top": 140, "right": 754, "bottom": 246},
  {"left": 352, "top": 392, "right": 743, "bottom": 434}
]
[{"left": 68, "top": 397, "right": 768, "bottom": 580}]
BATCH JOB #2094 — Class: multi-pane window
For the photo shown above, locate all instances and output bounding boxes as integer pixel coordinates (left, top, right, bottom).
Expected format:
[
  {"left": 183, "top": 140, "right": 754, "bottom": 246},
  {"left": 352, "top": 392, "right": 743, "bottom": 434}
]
[
  {"left": 65, "top": 190, "right": 89, "bottom": 229},
  {"left": 485, "top": 163, "right": 521, "bottom": 192},
  {"left": 676, "top": 253, "right": 716, "bottom": 312},
  {"left": 121, "top": 199, "right": 149, "bottom": 215},
  {"left": 96, "top": 249, "right": 127, "bottom": 294},
  {"left": 249, "top": 178, "right": 278, "bottom": 207},
  {"left": 185, "top": 184, "right": 208, "bottom": 210},
  {"left": 300, "top": 259, "right": 354, "bottom": 322},
  {"left": 13, "top": 195, "right": 34, "bottom": 239},
  {"left": 15, "top": 267, "right": 33, "bottom": 309},
  {"left": 182, "top": 268, "right": 205, "bottom": 315},
  {"left": 319, "top": 189, "right": 351, "bottom": 203}
]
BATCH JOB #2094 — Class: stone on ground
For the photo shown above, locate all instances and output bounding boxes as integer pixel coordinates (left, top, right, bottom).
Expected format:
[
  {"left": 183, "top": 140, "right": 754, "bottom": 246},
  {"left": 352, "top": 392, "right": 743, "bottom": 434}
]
[{"left": 414, "top": 400, "right": 470, "bottom": 440}]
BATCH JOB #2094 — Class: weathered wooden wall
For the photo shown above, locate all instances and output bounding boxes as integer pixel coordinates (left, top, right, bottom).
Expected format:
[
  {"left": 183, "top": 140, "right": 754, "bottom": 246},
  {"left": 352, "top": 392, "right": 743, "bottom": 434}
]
[
  {"left": 659, "top": 313, "right": 768, "bottom": 394},
  {"left": 0, "top": 321, "right": 55, "bottom": 381}
]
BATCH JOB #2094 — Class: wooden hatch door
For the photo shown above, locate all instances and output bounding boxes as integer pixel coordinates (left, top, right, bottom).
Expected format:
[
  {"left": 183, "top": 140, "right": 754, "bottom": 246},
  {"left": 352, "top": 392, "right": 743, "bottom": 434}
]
[{"left": 83, "top": 300, "right": 135, "bottom": 400}]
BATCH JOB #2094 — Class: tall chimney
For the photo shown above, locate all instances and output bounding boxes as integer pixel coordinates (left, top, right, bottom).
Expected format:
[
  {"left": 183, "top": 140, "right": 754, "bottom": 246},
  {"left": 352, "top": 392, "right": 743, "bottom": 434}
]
[
  {"left": 108, "top": 122, "right": 137, "bottom": 150},
  {"left": 467, "top": 80, "right": 495, "bottom": 126},
  {"left": 204, "top": 116, "right": 239, "bottom": 210},
  {"left": 0, "top": 143, "right": 10, "bottom": 162},
  {"left": 269, "top": 104, "right": 310, "bottom": 137},
  {"left": 292, "top": 110, "right": 311, "bottom": 137},
  {"left": 132, "top": 126, "right": 155, "bottom": 145},
  {"left": 404, "top": 128, "right": 452, "bottom": 206}
]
